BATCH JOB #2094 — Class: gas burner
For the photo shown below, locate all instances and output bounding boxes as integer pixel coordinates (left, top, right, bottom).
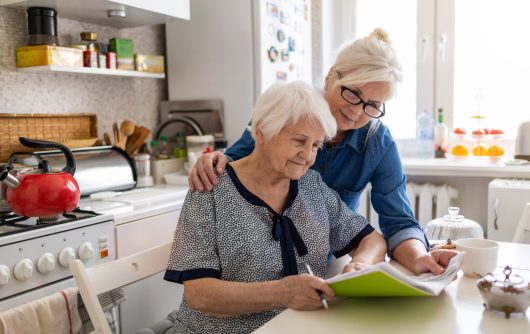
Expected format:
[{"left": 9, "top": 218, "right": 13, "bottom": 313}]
[
  {"left": 0, "top": 208, "right": 100, "bottom": 237},
  {"left": 37, "top": 215, "right": 61, "bottom": 224}
]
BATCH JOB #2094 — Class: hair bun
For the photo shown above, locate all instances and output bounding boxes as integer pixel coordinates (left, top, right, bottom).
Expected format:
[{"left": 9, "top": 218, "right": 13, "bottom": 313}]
[{"left": 369, "top": 28, "right": 391, "bottom": 44}]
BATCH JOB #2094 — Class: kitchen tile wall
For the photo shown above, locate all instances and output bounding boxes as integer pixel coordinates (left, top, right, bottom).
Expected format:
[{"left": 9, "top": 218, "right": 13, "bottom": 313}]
[{"left": 0, "top": 7, "right": 166, "bottom": 139}]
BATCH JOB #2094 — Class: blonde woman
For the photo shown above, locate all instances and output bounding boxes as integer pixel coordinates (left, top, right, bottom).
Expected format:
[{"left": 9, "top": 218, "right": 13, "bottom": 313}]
[
  {"left": 189, "top": 28, "right": 458, "bottom": 275},
  {"left": 164, "top": 81, "right": 386, "bottom": 334}
]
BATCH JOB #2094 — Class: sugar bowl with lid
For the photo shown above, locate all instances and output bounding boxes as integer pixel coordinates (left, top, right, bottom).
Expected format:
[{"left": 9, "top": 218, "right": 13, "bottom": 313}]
[{"left": 476, "top": 266, "right": 530, "bottom": 318}]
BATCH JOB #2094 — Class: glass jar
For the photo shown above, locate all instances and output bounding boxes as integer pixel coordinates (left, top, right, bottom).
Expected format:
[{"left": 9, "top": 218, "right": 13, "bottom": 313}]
[
  {"left": 425, "top": 207, "right": 484, "bottom": 240},
  {"left": 186, "top": 135, "right": 214, "bottom": 167}
]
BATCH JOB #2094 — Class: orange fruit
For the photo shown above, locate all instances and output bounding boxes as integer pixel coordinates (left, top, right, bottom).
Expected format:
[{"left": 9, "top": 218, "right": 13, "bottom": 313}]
[
  {"left": 487, "top": 145, "right": 504, "bottom": 156},
  {"left": 472, "top": 144, "right": 488, "bottom": 156},
  {"left": 451, "top": 145, "right": 469, "bottom": 156}
]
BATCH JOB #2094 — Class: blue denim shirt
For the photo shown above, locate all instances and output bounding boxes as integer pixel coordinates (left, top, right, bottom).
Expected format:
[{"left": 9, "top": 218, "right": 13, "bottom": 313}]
[{"left": 225, "top": 122, "right": 428, "bottom": 254}]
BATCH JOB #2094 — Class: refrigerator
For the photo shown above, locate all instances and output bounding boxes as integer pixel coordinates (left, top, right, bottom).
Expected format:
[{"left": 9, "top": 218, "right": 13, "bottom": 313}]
[{"left": 165, "top": 0, "right": 312, "bottom": 144}]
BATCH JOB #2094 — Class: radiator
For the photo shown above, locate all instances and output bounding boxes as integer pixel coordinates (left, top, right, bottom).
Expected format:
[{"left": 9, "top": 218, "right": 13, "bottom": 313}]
[{"left": 357, "top": 183, "right": 459, "bottom": 231}]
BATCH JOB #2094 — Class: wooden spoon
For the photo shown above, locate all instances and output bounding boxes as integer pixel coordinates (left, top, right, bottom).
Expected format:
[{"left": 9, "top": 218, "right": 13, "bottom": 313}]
[
  {"left": 103, "top": 132, "right": 111, "bottom": 145},
  {"left": 121, "top": 120, "right": 136, "bottom": 148}
]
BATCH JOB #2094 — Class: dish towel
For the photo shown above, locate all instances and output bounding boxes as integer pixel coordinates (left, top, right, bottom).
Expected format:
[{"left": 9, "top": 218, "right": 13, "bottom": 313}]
[
  {"left": 78, "top": 288, "right": 127, "bottom": 334},
  {"left": 0, "top": 287, "right": 81, "bottom": 334}
]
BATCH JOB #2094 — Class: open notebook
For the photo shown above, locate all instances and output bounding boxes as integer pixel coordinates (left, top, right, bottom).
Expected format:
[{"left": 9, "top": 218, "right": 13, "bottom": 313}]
[{"left": 326, "top": 252, "right": 464, "bottom": 297}]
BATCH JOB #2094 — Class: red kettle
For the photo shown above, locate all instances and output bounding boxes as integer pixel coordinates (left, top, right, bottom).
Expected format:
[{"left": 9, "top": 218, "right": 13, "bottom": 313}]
[{"left": 0, "top": 137, "right": 80, "bottom": 218}]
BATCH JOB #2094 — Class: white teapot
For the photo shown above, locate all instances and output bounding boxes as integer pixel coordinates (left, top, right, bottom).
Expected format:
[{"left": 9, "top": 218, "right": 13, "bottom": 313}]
[{"left": 425, "top": 207, "right": 484, "bottom": 240}]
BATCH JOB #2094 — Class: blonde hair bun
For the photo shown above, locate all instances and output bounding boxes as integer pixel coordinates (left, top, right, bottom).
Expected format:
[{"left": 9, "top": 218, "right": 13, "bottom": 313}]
[{"left": 369, "top": 28, "right": 391, "bottom": 44}]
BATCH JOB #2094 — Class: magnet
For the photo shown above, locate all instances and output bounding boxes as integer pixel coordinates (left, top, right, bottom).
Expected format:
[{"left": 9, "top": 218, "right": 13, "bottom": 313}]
[
  {"left": 281, "top": 49, "right": 289, "bottom": 61},
  {"left": 266, "top": 2, "right": 279, "bottom": 18},
  {"left": 289, "top": 63, "right": 295, "bottom": 72},
  {"left": 276, "top": 71, "right": 287, "bottom": 80},
  {"left": 277, "top": 29, "right": 285, "bottom": 42},
  {"left": 288, "top": 37, "right": 295, "bottom": 52},
  {"left": 267, "top": 46, "right": 279, "bottom": 62},
  {"left": 280, "top": 10, "right": 290, "bottom": 24}
]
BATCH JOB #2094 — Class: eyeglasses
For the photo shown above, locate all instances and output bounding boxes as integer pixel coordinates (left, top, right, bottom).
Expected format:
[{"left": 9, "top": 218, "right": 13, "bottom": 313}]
[{"left": 340, "top": 86, "right": 386, "bottom": 119}]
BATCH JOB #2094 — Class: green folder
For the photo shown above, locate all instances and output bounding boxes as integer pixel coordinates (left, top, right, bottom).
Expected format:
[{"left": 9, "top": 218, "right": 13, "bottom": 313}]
[
  {"left": 329, "top": 270, "right": 431, "bottom": 297},
  {"left": 326, "top": 252, "right": 463, "bottom": 297}
]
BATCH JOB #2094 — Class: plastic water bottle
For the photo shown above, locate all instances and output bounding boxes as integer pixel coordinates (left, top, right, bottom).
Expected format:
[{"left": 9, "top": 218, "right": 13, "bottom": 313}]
[{"left": 417, "top": 110, "right": 434, "bottom": 158}]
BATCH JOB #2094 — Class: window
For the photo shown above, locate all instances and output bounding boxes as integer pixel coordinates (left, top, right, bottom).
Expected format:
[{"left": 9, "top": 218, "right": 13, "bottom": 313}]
[
  {"left": 355, "top": 0, "right": 418, "bottom": 140},
  {"left": 453, "top": 0, "right": 530, "bottom": 138},
  {"left": 351, "top": 0, "right": 527, "bottom": 142}
]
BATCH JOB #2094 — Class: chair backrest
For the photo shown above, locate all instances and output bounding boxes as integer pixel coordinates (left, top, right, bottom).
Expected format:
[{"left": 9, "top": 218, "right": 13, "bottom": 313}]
[
  {"left": 70, "top": 242, "right": 172, "bottom": 334},
  {"left": 513, "top": 203, "right": 530, "bottom": 244}
]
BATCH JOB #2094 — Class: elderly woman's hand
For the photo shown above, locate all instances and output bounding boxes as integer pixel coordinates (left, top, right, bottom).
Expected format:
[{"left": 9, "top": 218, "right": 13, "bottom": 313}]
[
  {"left": 280, "top": 274, "right": 334, "bottom": 310},
  {"left": 188, "top": 151, "right": 230, "bottom": 192}
]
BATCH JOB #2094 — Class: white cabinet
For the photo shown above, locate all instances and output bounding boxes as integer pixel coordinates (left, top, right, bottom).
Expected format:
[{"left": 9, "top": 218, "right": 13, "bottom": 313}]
[
  {"left": 115, "top": 209, "right": 182, "bottom": 333},
  {"left": 0, "top": 0, "right": 190, "bottom": 28}
]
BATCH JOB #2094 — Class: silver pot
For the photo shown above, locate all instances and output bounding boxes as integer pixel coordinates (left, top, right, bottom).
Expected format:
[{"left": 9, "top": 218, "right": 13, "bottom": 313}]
[{"left": 476, "top": 266, "right": 530, "bottom": 318}]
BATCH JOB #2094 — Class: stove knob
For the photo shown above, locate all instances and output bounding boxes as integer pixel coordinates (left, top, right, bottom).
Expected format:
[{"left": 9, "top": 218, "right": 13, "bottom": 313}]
[
  {"left": 14, "top": 259, "right": 33, "bottom": 281},
  {"left": 59, "top": 247, "right": 76, "bottom": 267},
  {"left": 79, "top": 242, "right": 95, "bottom": 262},
  {"left": 37, "top": 253, "right": 56, "bottom": 274},
  {"left": 0, "top": 265, "right": 10, "bottom": 285}
]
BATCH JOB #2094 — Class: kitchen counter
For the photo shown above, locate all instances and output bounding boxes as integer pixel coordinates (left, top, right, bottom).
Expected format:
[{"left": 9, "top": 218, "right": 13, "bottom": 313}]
[
  {"left": 255, "top": 242, "right": 530, "bottom": 334},
  {"left": 402, "top": 157, "right": 530, "bottom": 178}
]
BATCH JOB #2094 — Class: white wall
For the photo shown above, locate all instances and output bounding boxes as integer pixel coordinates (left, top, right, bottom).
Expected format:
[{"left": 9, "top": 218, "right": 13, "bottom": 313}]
[{"left": 165, "top": 0, "right": 255, "bottom": 145}]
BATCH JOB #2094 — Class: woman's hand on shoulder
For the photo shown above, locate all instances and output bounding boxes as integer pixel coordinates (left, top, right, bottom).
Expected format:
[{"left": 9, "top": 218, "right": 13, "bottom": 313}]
[
  {"left": 279, "top": 274, "right": 334, "bottom": 310},
  {"left": 188, "top": 151, "right": 229, "bottom": 192}
]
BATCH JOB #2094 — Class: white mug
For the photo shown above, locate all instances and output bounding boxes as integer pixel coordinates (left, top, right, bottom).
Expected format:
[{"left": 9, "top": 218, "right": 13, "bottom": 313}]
[{"left": 455, "top": 238, "right": 499, "bottom": 277}]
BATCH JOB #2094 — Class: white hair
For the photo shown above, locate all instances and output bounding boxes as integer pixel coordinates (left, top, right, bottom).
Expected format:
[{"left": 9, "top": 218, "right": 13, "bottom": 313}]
[{"left": 249, "top": 81, "right": 337, "bottom": 141}]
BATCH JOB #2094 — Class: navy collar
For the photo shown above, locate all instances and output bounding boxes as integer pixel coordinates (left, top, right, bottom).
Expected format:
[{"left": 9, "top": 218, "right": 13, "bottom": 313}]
[{"left": 225, "top": 164, "right": 307, "bottom": 276}]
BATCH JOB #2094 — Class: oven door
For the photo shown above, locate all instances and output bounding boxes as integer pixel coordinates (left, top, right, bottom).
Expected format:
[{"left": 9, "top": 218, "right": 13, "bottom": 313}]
[{"left": 0, "top": 277, "right": 75, "bottom": 313}]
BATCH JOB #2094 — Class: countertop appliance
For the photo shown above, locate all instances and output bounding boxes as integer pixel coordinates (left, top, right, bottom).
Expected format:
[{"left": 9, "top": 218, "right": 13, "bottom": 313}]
[
  {"left": 34, "top": 146, "right": 137, "bottom": 196},
  {"left": 165, "top": 0, "right": 312, "bottom": 144},
  {"left": 487, "top": 178, "right": 530, "bottom": 241},
  {"left": 78, "top": 185, "right": 188, "bottom": 333},
  {"left": 0, "top": 209, "right": 115, "bottom": 311},
  {"left": 515, "top": 120, "right": 530, "bottom": 160}
]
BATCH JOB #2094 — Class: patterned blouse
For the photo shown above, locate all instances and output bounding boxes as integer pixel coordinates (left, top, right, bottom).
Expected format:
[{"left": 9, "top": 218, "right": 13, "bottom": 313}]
[{"left": 164, "top": 164, "right": 374, "bottom": 334}]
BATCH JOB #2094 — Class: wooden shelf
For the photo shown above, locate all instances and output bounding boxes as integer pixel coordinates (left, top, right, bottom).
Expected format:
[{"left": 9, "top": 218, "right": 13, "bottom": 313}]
[{"left": 17, "top": 65, "right": 165, "bottom": 78}]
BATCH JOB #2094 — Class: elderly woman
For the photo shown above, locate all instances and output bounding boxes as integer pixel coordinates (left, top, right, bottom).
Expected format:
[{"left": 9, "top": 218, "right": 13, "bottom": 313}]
[
  {"left": 189, "top": 28, "right": 458, "bottom": 275},
  {"left": 164, "top": 81, "right": 386, "bottom": 334}
]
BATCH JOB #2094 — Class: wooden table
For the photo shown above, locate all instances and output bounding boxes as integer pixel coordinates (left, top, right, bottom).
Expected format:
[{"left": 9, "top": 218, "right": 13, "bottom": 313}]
[{"left": 254, "top": 242, "right": 530, "bottom": 334}]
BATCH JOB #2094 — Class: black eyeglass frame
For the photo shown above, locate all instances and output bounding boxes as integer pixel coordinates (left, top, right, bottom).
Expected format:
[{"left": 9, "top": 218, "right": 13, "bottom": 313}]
[{"left": 339, "top": 85, "right": 386, "bottom": 119}]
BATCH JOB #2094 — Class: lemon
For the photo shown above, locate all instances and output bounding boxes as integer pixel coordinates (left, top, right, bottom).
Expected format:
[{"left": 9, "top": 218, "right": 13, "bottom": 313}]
[
  {"left": 472, "top": 144, "right": 488, "bottom": 156},
  {"left": 451, "top": 145, "right": 469, "bottom": 156},
  {"left": 487, "top": 145, "right": 504, "bottom": 157}
]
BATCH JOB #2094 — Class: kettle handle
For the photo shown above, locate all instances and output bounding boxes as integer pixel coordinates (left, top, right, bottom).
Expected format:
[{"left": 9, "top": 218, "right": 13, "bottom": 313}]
[{"left": 18, "top": 137, "right": 76, "bottom": 175}]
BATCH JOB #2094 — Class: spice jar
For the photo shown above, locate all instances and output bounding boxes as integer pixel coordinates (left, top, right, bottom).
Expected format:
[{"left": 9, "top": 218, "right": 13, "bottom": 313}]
[{"left": 81, "top": 32, "right": 99, "bottom": 68}]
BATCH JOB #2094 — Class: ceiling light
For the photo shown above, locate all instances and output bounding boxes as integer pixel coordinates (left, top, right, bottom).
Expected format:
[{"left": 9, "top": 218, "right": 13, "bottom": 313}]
[{"left": 107, "top": 9, "right": 126, "bottom": 19}]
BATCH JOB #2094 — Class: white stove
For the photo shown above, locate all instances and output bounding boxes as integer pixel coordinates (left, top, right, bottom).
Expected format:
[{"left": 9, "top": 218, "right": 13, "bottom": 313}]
[
  {"left": 0, "top": 209, "right": 115, "bottom": 311},
  {"left": 78, "top": 184, "right": 188, "bottom": 333}
]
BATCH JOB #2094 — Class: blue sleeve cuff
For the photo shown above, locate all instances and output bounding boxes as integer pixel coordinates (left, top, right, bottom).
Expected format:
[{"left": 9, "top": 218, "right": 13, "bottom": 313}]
[
  {"left": 387, "top": 227, "right": 429, "bottom": 257},
  {"left": 164, "top": 268, "right": 221, "bottom": 284},
  {"left": 333, "top": 225, "right": 375, "bottom": 258}
]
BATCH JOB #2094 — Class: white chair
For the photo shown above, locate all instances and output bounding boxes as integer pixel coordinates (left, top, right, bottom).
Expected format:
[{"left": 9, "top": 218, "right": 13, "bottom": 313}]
[
  {"left": 512, "top": 203, "right": 530, "bottom": 244},
  {"left": 70, "top": 242, "right": 172, "bottom": 334}
]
